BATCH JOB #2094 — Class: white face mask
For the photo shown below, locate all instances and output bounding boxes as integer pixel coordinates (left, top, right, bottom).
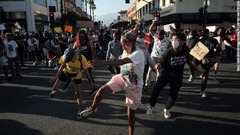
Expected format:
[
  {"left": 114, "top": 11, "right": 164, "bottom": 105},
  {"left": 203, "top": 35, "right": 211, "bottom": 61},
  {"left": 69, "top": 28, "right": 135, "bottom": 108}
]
[
  {"left": 171, "top": 40, "right": 179, "bottom": 49},
  {"left": 188, "top": 35, "right": 193, "bottom": 39}
]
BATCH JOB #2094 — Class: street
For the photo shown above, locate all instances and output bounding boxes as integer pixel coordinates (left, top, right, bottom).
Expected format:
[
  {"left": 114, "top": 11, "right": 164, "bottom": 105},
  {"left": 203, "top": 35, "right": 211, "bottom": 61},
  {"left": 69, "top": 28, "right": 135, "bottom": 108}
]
[{"left": 0, "top": 59, "right": 240, "bottom": 135}]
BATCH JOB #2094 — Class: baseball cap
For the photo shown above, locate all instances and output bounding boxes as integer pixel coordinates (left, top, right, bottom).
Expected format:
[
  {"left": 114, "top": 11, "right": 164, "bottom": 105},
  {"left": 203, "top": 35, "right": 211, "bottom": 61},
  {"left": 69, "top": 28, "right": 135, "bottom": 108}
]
[
  {"left": 63, "top": 48, "right": 76, "bottom": 63},
  {"left": 121, "top": 30, "right": 137, "bottom": 42}
]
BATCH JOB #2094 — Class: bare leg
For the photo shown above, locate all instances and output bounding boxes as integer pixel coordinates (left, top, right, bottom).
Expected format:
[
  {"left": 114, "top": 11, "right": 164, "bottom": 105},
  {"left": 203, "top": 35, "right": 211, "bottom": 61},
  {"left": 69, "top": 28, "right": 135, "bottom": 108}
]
[
  {"left": 75, "top": 84, "right": 83, "bottom": 110},
  {"left": 127, "top": 107, "right": 136, "bottom": 135},
  {"left": 91, "top": 84, "right": 113, "bottom": 110}
]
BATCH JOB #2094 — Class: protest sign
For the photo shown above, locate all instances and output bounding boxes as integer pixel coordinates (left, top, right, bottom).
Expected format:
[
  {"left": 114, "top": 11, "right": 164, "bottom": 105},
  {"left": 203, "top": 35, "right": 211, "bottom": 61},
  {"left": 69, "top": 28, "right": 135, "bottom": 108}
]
[
  {"left": 190, "top": 42, "right": 209, "bottom": 61},
  {"left": 54, "top": 27, "right": 62, "bottom": 33},
  {"left": 65, "top": 25, "right": 72, "bottom": 32}
]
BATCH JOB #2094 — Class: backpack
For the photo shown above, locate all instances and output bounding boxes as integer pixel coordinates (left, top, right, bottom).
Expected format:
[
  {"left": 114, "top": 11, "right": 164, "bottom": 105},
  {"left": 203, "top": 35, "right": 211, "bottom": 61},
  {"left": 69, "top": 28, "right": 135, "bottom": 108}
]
[{"left": 68, "top": 43, "right": 83, "bottom": 71}]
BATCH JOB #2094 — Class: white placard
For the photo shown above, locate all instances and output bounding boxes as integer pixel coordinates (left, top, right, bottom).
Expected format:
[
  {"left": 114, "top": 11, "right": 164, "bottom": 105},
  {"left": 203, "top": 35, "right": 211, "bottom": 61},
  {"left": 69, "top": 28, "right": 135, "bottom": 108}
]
[
  {"left": 164, "top": 23, "right": 176, "bottom": 32},
  {"left": 206, "top": 26, "right": 216, "bottom": 32}
]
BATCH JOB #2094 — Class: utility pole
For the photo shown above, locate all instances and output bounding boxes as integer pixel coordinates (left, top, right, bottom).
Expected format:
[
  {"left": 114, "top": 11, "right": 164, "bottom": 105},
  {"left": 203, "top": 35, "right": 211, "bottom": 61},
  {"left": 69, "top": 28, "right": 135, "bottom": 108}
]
[
  {"left": 60, "top": 0, "right": 63, "bottom": 15},
  {"left": 237, "top": 0, "right": 240, "bottom": 73},
  {"left": 202, "top": 0, "right": 208, "bottom": 29}
]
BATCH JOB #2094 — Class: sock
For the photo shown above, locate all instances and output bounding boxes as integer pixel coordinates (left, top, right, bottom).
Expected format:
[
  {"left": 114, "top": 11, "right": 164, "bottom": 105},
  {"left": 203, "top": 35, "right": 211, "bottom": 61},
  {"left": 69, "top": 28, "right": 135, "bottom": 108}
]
[{"left": 51, "top": 90, "right": 56, "bottom": 94}]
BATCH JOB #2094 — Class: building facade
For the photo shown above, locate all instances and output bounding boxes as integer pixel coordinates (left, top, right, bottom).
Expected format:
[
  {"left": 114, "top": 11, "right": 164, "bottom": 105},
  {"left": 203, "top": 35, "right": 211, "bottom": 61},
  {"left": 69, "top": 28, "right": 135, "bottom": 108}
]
[
  {"left": 0, "top": 0, "right": 62, "bottom": 33},
  {"left": 131, "top": 0, "right": 237, "bottom": 30}
]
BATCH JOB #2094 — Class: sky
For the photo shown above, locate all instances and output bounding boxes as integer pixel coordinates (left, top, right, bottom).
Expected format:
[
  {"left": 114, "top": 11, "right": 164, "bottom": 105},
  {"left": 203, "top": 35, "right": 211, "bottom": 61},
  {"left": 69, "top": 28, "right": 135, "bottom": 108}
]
[{"left": 94, "top": 0, "right": 135, "bottom": 17}]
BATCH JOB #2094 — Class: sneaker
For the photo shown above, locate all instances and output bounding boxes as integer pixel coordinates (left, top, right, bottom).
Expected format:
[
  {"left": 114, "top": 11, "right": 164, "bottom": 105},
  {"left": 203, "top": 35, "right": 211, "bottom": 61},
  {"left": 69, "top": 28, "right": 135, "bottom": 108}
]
[
  {"left": 164, "top": 108, "right": 171, "bottom": 119},
  {"left": 49, "top": 91, "right": 56, "bottom": 98},
  {"left": 188, "top": 75, "right": 193, "bottom": 82},
  {"left": 78, "top": 106, "right": 97, "bottom": 118},
  {"left": 77, "top": 109, "right": 84, "bottom": 119},
  {"left": 201, "top": 92, "right": 207, "bottom": 98},
  {"left": 146, "top": 106, "right": 154, "bottom": 114},
  {"left": 212, "top": 75, "right": 219, "bottom": 82}
]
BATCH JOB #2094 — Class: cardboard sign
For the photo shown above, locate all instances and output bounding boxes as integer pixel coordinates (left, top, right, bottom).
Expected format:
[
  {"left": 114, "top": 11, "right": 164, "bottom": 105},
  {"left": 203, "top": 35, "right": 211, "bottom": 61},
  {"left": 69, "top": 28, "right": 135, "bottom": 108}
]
[
  {"left": 190, "top": 42, "right": 209, "bottom": 61},
  {"left": 54, "top": 27, "right": 63, "bottom": 33},
  {"left": 0, "top": 24, "right": 6, "bottom": 30},
  {"left": 65, "top": 25, "right": 72, "bottom": 32},
  {"left": 164, "top": 23, "right": 176, "bottom": 32}
]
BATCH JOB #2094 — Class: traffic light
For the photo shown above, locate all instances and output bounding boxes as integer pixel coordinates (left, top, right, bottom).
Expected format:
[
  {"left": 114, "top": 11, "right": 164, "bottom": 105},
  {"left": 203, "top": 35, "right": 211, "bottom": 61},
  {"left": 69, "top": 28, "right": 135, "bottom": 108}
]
[
  {"left": 155, "top": 11, "right": 161, "bottom": 18},
  {"left": 49, "top": 12, "right": 54, "bottom": 24},
  {"left": 198, "top": 8, "right": 204, "bottom": 18},
  {"left": 125, "top": 0, "right": 130, "bottom": 3}
]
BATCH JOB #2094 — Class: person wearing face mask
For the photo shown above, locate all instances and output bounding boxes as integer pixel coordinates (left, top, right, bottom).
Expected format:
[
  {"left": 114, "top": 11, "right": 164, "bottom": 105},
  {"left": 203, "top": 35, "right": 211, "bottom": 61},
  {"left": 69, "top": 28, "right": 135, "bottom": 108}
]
[
  {"left": 146, "top": 33, "right": 196, "bottom": 119},
  {"left": 190, "top": 29, "right": 221, "bottom": 98},
  {"left": 144, "top": 18, "right": 170, "bottom": 91}
]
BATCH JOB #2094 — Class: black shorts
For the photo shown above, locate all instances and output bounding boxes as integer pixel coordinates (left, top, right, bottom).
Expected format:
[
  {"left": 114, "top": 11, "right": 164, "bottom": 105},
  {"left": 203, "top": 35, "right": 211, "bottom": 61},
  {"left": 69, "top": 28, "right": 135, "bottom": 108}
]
[{"left": 58, "top": 72, "right": 82, "bottom": 84}]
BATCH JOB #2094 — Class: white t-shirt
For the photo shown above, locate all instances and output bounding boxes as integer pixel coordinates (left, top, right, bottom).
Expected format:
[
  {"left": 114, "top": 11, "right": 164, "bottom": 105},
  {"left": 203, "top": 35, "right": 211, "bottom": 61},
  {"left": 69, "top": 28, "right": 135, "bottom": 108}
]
[
  {"left": 4, "top": 40, "right": 18, "bottom": 58},
  {"left": 120, "top": 47, "right": 145, "bottom": 87},
  {"left": 151, "top": 36, "right": 169, "bottom": 60}
]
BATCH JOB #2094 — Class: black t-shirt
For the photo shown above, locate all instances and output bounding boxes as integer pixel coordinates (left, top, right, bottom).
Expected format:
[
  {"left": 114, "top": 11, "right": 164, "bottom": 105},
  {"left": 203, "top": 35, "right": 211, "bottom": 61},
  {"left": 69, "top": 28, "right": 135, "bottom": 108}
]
[
  {"left": 161, "top": 46, "right": 190, "bottom": 76},
  {"left": 199, "top": 37, "right": 221, "bottom": 57},
  {"left": 79, "top": 43, "right": 92, "bottom": 61}
]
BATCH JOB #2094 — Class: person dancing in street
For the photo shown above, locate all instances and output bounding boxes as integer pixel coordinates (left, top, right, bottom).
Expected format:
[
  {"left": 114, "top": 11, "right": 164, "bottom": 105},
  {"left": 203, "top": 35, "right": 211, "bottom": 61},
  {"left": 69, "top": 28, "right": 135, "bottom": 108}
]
[
  {"left": 78, "top": 30, "right": 145, "bottom": 135},
  {"left": 146, "top": 33, "right": 197, "bottom": 119},
  {"left": 49, "top": 48, "right": 95, "bottom": 113}
]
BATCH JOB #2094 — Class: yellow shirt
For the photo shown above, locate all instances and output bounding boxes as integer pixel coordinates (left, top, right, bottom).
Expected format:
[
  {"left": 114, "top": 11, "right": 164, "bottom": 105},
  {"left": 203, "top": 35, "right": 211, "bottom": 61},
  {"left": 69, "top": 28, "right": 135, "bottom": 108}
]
[{"left": 59, "top": 55, "right": 89, "bottom": 79}]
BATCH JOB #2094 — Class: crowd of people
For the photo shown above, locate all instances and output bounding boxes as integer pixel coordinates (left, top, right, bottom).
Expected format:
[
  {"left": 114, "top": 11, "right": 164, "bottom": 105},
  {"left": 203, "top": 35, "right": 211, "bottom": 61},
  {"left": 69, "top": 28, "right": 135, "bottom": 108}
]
[{"left": 0, "top": 20, "right": 237, "bottom": 135}]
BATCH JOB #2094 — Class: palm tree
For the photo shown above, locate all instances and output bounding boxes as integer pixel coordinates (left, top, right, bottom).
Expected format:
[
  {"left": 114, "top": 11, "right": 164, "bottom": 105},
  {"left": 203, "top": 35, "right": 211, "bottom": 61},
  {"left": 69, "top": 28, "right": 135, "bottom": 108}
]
[
  {"left": 85, "top": 0, "right": 88, "bottom": 18},
  {"left": 91, "top": 3, "right": 96, "bottom": 22},
  {"left": 89, "top": 1, "right": 96, "bottom": 21}
]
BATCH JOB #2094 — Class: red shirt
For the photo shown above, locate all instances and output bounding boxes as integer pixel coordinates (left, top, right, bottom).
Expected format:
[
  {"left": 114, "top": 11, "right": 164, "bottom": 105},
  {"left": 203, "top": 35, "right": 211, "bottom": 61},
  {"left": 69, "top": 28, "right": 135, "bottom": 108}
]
[{"left": 143, "top": 35, "right": 154, "bottom": 53}]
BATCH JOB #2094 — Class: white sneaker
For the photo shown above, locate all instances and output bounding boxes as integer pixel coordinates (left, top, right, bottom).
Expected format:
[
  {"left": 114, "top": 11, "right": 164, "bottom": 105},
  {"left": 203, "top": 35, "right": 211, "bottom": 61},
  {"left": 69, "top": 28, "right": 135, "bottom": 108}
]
[
  {"left": 164, "top": 108, "right": 171, "bottom": 119},
  {"left": 78, "top": 106, "right": 97, "bottom": 119},
  {"left": 188, "top": 75, "right": 193, "bottom": 82},
  {"left": 201, "top": 92, "right": 207, "bottom": 98},
  {"left": 146, "top": 106, "right": 154, "bottom": 114}
]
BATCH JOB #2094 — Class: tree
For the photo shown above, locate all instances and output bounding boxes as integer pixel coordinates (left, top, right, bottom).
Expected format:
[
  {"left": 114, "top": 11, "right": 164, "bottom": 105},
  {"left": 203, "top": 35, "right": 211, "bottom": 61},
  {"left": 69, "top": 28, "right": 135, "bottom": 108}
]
[{"left": 90, "top": 2, "right": 96, "bottom": 21}]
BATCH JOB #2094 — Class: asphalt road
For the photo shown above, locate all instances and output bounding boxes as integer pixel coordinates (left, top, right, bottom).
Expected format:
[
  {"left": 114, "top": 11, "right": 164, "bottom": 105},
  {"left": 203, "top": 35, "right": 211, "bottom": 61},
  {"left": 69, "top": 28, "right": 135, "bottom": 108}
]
[{"left": 0, "top": 59, "right": 240, "bottom": 135}]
